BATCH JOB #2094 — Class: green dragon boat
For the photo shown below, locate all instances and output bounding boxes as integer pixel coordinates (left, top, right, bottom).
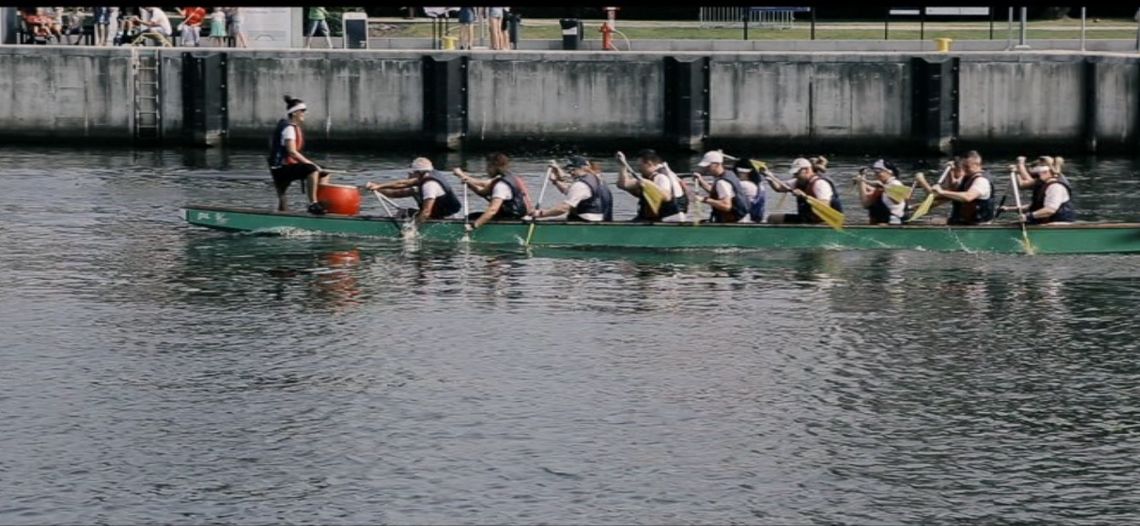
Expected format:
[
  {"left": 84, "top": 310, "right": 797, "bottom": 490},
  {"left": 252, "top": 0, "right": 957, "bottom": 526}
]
[{"left": 182, "top": 205, "right": 1140, "bottom": 255}]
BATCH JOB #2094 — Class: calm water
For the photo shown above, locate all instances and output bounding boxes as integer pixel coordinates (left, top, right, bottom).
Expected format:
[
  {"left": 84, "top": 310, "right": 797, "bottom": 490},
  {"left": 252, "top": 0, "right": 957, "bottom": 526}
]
[{"left": 3, "top": 146, "right": 1140, "bottom": 524}]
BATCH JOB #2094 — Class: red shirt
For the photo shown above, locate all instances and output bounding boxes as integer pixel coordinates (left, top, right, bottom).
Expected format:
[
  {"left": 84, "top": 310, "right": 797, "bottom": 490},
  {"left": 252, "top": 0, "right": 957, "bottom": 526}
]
[{"left": 181, "top": 7, "right": 206, "bottom": 26}]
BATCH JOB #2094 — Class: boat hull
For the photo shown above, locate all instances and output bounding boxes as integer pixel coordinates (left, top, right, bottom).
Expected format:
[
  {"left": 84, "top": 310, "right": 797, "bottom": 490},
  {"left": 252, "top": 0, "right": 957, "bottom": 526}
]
[{"left": 182, "top": 205, "right": 1140, "bottom": 255}]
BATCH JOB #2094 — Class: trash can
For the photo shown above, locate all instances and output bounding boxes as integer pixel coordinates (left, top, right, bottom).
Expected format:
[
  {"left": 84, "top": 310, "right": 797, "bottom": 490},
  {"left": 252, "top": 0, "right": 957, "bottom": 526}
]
[
  {"left": 559, "top": 18, "right": 582, "bottom": 50},
  {"left": 506, "top": 12, "right": 521, "bottom": 49},
  {"left": 935, "top": 37, "right": 952, "bottom": 52}
]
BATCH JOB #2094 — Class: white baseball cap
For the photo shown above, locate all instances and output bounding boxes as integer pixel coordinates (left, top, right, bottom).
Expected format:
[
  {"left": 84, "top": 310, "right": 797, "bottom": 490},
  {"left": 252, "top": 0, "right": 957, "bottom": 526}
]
[
  {"left": 697, "top": 150, "right": 724, "bottom": 167},
  {"left": 789, "top": 157, "right": 812, "bottom": 176},
  {"left": 409, "top": 157, "right": 434, "bottom": 172}
]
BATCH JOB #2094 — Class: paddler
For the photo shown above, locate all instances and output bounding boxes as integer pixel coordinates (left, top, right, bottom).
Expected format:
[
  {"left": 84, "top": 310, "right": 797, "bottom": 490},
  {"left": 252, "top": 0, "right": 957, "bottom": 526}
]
[
  {"left": 364, "top": 157, "right": 462, "bottom": 224},
  {"left": 615, "top": 149, "right": 688, "bottom": 222},
  {"left": 532, "top": 155, "right": 613, "bottom": 222},
  {"left": 920, "top": 150, "right": 995, "bottom": 225},
  {"left": 764, "top": 157, "right": 843, "bottom": 224},
  {"left": 267, "top": 95, "right": 330, "bottom": 214},
  {"left": 692, "top": 150, "right": 751, "bottom": 223},
  {"left": 855, "top": 158, "right": 910, "bottom": 225},
  {"left": 452, "top": 152, "right": 533, "bottom": 229},
  {"left": 1002, "top": 155, "right": 1076, "bottom": 224}
]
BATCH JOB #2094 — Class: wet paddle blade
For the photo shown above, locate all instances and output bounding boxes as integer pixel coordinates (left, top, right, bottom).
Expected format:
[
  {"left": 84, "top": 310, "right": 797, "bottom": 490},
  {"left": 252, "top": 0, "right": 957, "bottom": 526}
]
[
  {"left": 884, "top": 184, "right": 910, "bottom": 203},
  {"left": 640, "top": 179, "right": 665, "bottom": 215},
  {"left": 908, "top": 194, "right": 936, "bottom": 222},
  {"left": 806, "top": 196, "right": 844, "bottom": 231}
]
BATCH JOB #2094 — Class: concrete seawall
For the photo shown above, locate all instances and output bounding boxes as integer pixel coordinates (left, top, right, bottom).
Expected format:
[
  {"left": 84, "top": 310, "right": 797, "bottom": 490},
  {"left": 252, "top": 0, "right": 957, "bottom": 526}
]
[{"left": 1, "top": 46, "right": 1137, "bottom": 154}]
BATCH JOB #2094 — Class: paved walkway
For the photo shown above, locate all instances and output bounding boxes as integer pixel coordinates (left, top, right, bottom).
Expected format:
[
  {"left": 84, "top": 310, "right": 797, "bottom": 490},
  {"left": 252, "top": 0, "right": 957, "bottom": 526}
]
[{"left": 369, "top": 16, "right": 1138, "bottom": 31}]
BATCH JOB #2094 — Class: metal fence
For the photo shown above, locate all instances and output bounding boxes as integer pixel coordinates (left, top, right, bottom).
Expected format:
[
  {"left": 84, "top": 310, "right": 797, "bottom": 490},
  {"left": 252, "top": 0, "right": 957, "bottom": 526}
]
[{"left": 698, "top": 7, "right": 798, "bottom": 29}]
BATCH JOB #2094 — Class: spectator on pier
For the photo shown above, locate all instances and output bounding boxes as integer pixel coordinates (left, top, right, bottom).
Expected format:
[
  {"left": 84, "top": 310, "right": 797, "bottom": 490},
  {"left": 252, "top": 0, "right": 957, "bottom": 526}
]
[
  {"left": 207, "top": 7, "right": 226, "bottom": 47},
  {"left": 305, "top": 6, "right": 333, "bottom": 48},
  {"left": 487, "top": 6, "right": 506, "bottom": 50},
  {"left": 93, "top": 6, "right": 113, "bottom": 46},
  {"left": 133, "top": 6, "right": 172, "bottom": 46},
  {"left": 226, "top": 7, "right": 247, "bottom": 48},
  {"left": 457, "top": 6, "right": 475, "bottom": 50},
  {"left": 177, "top": 6, "right": 205, "bottom": 47}
]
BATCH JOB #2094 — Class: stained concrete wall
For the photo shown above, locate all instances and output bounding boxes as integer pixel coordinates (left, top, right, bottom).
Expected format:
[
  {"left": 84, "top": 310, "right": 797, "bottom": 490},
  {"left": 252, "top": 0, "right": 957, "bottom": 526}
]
[
  {"left": 709, "top": 55, "right": 912, "bottom": 143},
  {"left": 0, "top": 46, "right": 1138, "bottom": 153},
  {"left": 466, "top": 54, "right": 663, "bottom": 141},
  {"left": 225, "top": 50, "right": 424, "bottom": 144}
]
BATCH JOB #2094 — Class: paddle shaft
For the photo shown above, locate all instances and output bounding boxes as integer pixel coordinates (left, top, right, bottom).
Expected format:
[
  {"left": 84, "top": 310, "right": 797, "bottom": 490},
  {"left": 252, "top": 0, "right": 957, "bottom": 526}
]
[{"left": 524, "top": 168, "right": 553, "bottom": 246}]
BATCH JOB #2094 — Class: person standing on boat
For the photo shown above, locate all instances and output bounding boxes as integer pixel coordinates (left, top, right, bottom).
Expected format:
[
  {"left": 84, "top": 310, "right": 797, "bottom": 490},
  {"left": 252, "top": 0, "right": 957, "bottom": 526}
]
[
  {"left": 855, "top": 159, "right": 910, "bottom": 225},
  {"left": 616, "top": 149, "right": 688, "bottom": 222},
  {"left": 1003, "top": 156, "right": 1075, "bottom": 224},
  {"left": 452, "top": 152, "right": 533, "bottom": 229},
  {"left": 365, "top": 158, "right": 462, "bottom": 224},
  {"left": 692, "top": 150, "right": 750, "bottom": 223},
  {"left": 765, "top": 157, "right": 843, "bottom": 224},
  {"left": 930, "top": 150, "right": 994, "bottom": 225},
  {"left": 268, "top": 96, "right": 329, "bottom": 214},
  {"left": 532, "top": 156, "right": 613, "bottom": 222}
]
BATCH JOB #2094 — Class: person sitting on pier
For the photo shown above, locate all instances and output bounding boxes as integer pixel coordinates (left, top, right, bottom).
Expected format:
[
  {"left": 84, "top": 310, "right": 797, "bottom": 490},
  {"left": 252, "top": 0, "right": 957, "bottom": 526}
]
[
  {"left": 366, "top": 157, "right": 462, "bottom": 224},
  {"left": 855, "top": 159, "right": 911, "bottom": 225},
  {"left": 765, "top": 157, "right": 843, "bottom": 224},
  {"left": 1003, "top": 155, "right": 1075, "bottom": 224},
  {"left": 132, "top": 6, "right": 173, "bottom": 46},
  {"left": 268, "top": 95, "right": 330, "bottom": 214},
  {"left": 532, "top": 156, "right": 613, "bottom": 222},
  {"left": 616, "top": 149, "right": 688, "bottom": 222},
  {"left": 692, "top": 150, "right": 750, "bottom": 223},
  {"left": 452, "top": 152, "right": 533, "bottom": 229},
  {"left": 925, "top": 150, "right": 994, "bottom": 225}
]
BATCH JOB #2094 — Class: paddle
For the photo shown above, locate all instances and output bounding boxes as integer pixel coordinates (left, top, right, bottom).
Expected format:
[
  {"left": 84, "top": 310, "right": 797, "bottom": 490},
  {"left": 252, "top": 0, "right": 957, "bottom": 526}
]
[
  {"left": 854, "top": 176, "right": 911, "bottom": 202},
  {"left": 462, "top": 175, "right": 470, "bottom": 234},
  {"left": 752, "top": 160, "right": 844, "bottom": 231},
  {"left": 1009, "top": 170, "right": 1037, "bottom": 256},
  {"left": 616, "top": 152, "right": 665, "bottom": 216},
  {"left": 525, "top": 168, "right": 552, "bottom": 247},
  {"left": 907, "top": 163, "right": 953, "bottom": 223},
  {"left": 370, "top": 189, "right": 394, "bottom": 216}
]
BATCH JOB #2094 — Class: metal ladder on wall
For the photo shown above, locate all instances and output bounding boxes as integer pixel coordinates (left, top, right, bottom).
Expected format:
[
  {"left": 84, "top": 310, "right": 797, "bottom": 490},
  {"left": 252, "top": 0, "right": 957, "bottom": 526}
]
[{"left": 131, "top": 48, "right": 162, "bottom": 142}]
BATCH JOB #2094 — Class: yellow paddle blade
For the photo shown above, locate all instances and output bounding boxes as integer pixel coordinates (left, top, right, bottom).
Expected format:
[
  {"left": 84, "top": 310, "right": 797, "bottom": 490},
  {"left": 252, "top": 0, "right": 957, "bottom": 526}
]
[
  {"left": 639, "top": 179, "right": 665, "bottom": 215},
  {"left": 884, "top": 184, "right": 910, "bottom": 203},
  {"left": 806, "top": 195, "right": 844, "bottom": 231},
  {"left": 749, "top": 159, "right": 767, "bottom": 172},
  {"left": 908, "top": 194, "right": 936, "bottom": 222}
]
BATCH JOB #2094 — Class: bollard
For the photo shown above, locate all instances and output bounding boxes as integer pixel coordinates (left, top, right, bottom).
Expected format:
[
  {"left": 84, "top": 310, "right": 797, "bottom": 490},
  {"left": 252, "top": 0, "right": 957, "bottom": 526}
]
[
  {"left": 935, "top": 37, "right": 952, "bottom": 52},
  {"left": 442, "top": 35, "right": 457, "bottom": 50}
]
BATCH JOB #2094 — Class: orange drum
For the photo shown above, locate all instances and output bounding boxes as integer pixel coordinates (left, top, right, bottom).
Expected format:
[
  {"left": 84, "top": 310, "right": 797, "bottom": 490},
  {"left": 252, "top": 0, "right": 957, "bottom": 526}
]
[{"left": 317, "top": 183, "right": 362, "bottom": 216}]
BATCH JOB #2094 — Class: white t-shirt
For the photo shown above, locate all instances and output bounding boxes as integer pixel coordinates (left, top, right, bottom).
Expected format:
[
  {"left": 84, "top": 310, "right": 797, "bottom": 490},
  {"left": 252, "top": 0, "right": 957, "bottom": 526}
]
[
  {"left": 421, "top": 179, "right": 446, "bottom": 201},
  {"left": 280, "top": 125, "right": 297, "bottom": 143},
  {"left": 146, "top": 7, "right": 171, "bottom": 35},
  {"left": 714, "top": 179, "right": 735, "bottom": 199},
  {"left": 740, "top": 180, "right": 760, "bottom": 202},
  {"left": 881, "top": 178, "right": 907, "bottom": 224},
  {"left": 786, "top": 177, "right": 834, "bottom": 203},
  {"left": 967, "top": 176, "right": 992, "bottom": 200},
  {"left": 564, "top": 180, "right": 603, "bottom": 222},
  {"left": 490, "top": 179, "right": 513, "bottom": 202},
  {"left": 1043, "top": 182, "right": 1070, "bottom": 211}
]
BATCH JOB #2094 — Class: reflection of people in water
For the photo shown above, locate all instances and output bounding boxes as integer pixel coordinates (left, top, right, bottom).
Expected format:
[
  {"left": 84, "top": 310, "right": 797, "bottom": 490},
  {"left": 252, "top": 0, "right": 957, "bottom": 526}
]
[{"left": 311, "top": 249, "right": 363, "bottom": 310}]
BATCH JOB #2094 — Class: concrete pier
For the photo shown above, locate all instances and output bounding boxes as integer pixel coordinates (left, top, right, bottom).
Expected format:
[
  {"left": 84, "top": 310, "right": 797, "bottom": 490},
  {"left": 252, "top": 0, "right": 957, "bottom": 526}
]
[{"left": 1, "top": 45, "right": 1137, "bottom": 154}]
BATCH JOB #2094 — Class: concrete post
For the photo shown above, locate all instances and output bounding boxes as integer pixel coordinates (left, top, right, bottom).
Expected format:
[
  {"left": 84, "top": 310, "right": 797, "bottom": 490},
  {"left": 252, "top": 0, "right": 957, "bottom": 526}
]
[
  {"left": 911, "top": 57, "right": 959, "bottom": 154},
  {"left": 1015, "top": 7, "right": 1030, "bottom": 50},
  {"left": 422, "top": 55, "right": 468, "bottom": 150},
  {"left": 0, "top": 7, "right": 14, "bottom": 45},
  {"left": 1083, "top": 58, "right": 1097, "bottom": 153},
  {"left": 1006, "top": 7, "right": 1014, "bottom": 51},
  {"left": 663, "top": 56, "right": 710, "bottom": 151},
  {"left": 1080, "top": 7, "right": 1086, "bottom": 52}
]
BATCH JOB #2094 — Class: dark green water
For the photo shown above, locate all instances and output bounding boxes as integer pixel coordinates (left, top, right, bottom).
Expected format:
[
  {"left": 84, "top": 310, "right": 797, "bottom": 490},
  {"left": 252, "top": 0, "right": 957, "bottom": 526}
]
[{"left": 2, "top": 147, "right": 1140, "bottom": 524}]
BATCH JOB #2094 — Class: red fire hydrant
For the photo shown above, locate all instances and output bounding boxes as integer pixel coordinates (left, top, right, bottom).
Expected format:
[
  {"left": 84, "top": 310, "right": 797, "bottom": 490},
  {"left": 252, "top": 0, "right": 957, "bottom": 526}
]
[{"left": 600, "top": 21, "right": 616, "bottom": 51}]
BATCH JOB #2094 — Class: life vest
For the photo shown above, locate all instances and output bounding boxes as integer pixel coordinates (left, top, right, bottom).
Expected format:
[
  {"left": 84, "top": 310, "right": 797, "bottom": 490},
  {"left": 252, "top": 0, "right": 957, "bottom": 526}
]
[
  {"left": 948, "top": 172, "right": 995, "bottom": 225},
  {"left": 1029, "top": 179, "right": 1076, "bottom": 224},
  {"left": 490, "top": 172, "right": 531, "bottom": 220},
  {"left": 571, "top": 172, "right": 614, "bottom": 222},
  {"left": 267, "top": 119, "right": 303, "bottom": 169},
  {"left": 867, "top": 179, "right": 909, "bottom": 225},
  {"left": 795, "top": 175, "right": 843, "bottom": 223},
  {"left": 707, "top": 172, "right": 751, "bottom": 223},
  {"left": 413, "top": 174, "right": 462, "bottom": 219},
  {"left": 742, "top": 180, "right": 765, "bottom": 222},
  {"left": 636, "top": 166, "right": 687, "bottom": 220}
]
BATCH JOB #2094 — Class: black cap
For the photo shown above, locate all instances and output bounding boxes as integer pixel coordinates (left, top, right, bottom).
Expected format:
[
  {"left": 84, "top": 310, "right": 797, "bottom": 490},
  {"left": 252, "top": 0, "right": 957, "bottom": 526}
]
[{"left": 565, "top": 155, "right": 590, "bottom": 169}]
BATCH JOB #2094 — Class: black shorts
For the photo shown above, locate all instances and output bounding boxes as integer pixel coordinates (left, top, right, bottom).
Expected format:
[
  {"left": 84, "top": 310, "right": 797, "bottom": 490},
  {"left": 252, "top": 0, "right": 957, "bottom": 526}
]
[{"left": 271, "top": 163, "right": 319, "bottom": 188}]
